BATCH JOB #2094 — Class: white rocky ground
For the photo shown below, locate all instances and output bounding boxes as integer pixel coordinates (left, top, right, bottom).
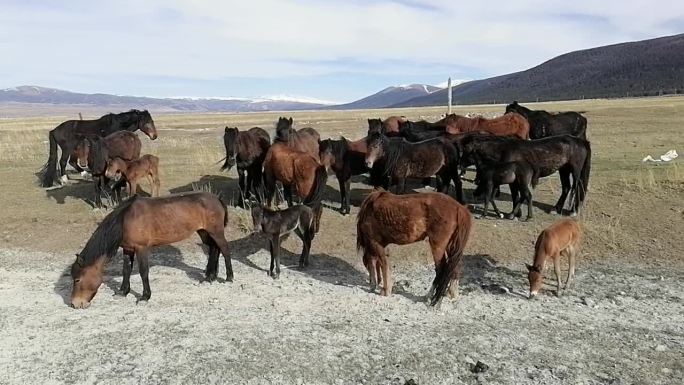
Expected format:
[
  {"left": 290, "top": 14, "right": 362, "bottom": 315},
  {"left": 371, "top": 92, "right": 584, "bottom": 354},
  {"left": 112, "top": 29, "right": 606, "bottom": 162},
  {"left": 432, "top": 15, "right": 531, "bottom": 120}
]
[{"left": 0, "top": 244, "right": 682, "bottom": 385}]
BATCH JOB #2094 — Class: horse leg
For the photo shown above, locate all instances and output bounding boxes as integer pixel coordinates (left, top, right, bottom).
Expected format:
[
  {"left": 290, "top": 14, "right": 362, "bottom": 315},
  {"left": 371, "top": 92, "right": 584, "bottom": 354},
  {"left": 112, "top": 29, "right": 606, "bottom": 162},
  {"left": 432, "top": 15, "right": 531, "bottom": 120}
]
[
  {"left": 117, "top": 249, "right": 135, "bottom": 296},
  {"left": 337, "top": 173, "right": 347, "bottom": 214},
  {"left": 58, "top": 147, "right": 70, "bottom": 184},
  {"left": 506, "top": 184, "right": 520, "bottom": 219},
  {"left": 198, "top": 230, "right": 219, "bottom": 282},
  {"left": 136, "top": 248, "right": 152, "bottom": 301},
  {"left": 378, "top": 249, "right": 392, "bottom": 296},
  {"left": 478, "top": 183, "right": 493, "bottom": 219},
  {"left": 570, "top": 168, "right": 581, "bottom": 216},
  {"left": 283, "top": 185, "right": 294, "bottom": 207},
  {"left": 237, "top": 168, "right": 247, "bottom": 207},
  {"left": 206, "top": 229, "right": 233, "bottom": 282},
  {"left": 509, "top": 183, "right": 526, "bottom": 220},
  {"left": 363, "top": 253, "right": 378, "bottom": 292},
  {"left": 565, "top": 246, "right": 577, "bottom": 290},
  {"left": 295, "top": 225, "right": 312, "bottom": 268},
  {"left": 428, "top": 237, "right": 449, "bottom": 301},
  {"left": 554, "top": 169, "right": 572, "bottom": 215},
  {"left": 522, "top": 184, "right": 534, "bottom": 221},
  {"left": 553, "top": 254, "right": 562, "bottom": 297},
  {"left": 489, "top": 191, "right": 504, "bottom": 219},
  {"left": 94, "top": 176, "right": 103, "bottom": 208},
  {"left": 264, "top": 171, "right": 276, "bottom": 208},
  {"left": 269, "top": 236, "right": 281, "bottom": 279}
]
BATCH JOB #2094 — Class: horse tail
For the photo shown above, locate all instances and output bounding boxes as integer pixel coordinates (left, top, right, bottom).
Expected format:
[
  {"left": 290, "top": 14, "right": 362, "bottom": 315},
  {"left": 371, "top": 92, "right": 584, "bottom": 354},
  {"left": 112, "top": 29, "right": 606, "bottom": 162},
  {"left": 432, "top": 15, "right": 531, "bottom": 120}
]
[
  {"left": 578, "top": 141, "right": 591, "bottom": 205},
  {"left": 78, "top": 196, "right": 138, "bottom": 264},
  {"left": 431, "top": 207, "right": 471, "bottom": 306},
  {"left": 576, "top": 115, "right": 588, "bottom": 140},
  {"left": 40, "top": 130, "right": 59, "bottom": 187},
  {"left": 356, "top": 190, "right": 380, "bottom": 253},
  {"left": 303, "top": 165, "right": 328, "bottom": 233}
]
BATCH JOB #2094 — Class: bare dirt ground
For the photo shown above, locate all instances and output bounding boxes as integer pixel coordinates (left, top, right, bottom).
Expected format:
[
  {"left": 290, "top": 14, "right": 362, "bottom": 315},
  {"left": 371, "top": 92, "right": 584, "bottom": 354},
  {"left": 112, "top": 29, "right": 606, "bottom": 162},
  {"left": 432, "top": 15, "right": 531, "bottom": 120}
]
[{"left": 1, "top": 98, "right": 683, "bottom": 384}]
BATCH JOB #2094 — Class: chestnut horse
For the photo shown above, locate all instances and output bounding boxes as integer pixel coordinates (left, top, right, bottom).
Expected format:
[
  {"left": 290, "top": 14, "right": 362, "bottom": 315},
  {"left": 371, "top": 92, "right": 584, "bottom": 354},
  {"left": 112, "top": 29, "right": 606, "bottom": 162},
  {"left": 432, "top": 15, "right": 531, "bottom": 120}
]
[
  {"left": 105, "top": 154, "right": 161, "bottom": 197},
  {"left": 357, "top": 190, "right": 472, "bottom": 306},
  {"left": 70, "top": 192, "right": 232, "bottom": 309},
  {"left": 220, "top": 126, "right": 271, "bottom": 206},
  {"left": 274, "top": 117, "right": 321, "bottom": 161},
  {"left": 74, "top": 131, "right": 142, "bottom": 207},
  {"left": 437, "top": 113, "right": 530, "bottom": 139},
  {"left": 262, "top": 143, "right": 327, "bottom": 231},
  {"left": 527, "top": 219, "right": 582, "bottom": 298},
  {"left": 367, "top": 117, "right": 407, "bottom": 137}
]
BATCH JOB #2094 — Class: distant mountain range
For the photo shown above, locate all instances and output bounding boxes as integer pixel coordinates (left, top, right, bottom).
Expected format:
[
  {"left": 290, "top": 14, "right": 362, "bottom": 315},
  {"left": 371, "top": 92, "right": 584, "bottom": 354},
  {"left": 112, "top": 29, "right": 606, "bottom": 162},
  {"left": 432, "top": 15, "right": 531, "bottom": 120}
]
[
  {"left": 0, "top": 86, "right": 332, "bottom": 113},
  {"left": 393, "top": 33, "right": 684, "bottom": 107},
  {"left": 3, "top": 33, "right": 683, "bottom": 116},
  {"left": 327, "top": 84, "right": 442, "bottom": 110}
]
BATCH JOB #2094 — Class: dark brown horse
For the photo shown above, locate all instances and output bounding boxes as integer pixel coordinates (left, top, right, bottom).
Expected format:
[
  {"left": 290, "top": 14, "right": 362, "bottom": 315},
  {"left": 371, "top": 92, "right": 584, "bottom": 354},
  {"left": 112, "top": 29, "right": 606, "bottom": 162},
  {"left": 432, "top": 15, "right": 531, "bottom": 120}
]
[
  {"left": 365, "top": 132, "right": 463, "bottom": 202},
  {"left": 40, "top": 109, "right": 157, "bottom": 187},
  {"left": 437, "top": 113, "right": 530, "bottom": 139},
  {"left": 251, "top": 204, "right": 317, "bottom": 279},
  {"left": 75, "top": 131, "right": 142, "bottom": 208},
  {"left": 460, "top": 134, "right": 591, "bottom": 216},
  {"left": 70, "top": 192, "right": 232, "bottom": 308},
  {"left": 506, "top": 101, "right": 587, "bottom": 140},
  {"left": 473, "top": 159, "right": 539, "bottom": 221},
  {"left": 221, "top": 126, "right": 271, "bottom": 206},
  {"left": 319, "top": 136, "right": 370, "bottom": 214},
  {"left": 262, "top": 143, "right": 327, "bottom": 231},
  {"left": 356, "top": 190, "right": 472, "bottom": 306},
  {"left": 367, "top": 117, "right": 408, "bottom": 137},
  {"left": 274, "top": 117, "right": 321, "bottom": 161}
]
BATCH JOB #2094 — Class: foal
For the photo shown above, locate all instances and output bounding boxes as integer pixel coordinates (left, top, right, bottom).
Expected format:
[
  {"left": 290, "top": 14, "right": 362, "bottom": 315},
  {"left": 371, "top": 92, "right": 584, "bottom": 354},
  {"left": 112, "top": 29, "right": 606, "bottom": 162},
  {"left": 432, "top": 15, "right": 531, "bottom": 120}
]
[
  {"left": 251, "top": 205, "right": 317, "bottom": 279},
  {"left": 527, "top": 219, "right": 582, "bottom": 298},
  {"left": 473, "top": 159, "right": 539, "bottom": 220},
  {"left": 105, "top": 154, "right": 161, "bottom": 197}
]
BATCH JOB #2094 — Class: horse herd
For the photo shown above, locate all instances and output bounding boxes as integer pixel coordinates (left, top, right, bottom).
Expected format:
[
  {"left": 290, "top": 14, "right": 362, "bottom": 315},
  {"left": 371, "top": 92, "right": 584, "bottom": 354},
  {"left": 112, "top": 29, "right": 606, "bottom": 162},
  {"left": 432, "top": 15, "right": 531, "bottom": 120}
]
[{"left": 36, "top": 103, "right": 590, "bottom": 309}]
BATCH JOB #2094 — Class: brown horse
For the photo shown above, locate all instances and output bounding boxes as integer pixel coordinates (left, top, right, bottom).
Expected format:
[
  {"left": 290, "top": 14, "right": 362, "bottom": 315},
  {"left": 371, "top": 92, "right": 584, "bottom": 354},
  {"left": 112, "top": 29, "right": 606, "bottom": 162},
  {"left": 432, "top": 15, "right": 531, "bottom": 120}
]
[
  {"left": 527, "top": 219, "right": 582, "bottom": 298},
  {"left": 274, "top": 117, "right": 321, "bottom": 161},
  {"left": 262, "top": 143, "right": 327, "bottom": 231},
  {"left": 437, "top": 113, "right": 530, "bottom": 139},
  {"left": 74, "top": 131, "right": 142, "bottom": 207},
  {"left": 70, "top": 192, "right": 232, "bottom": 309},
  {"left": 356, "top": 190, "right": 472, "bottom": 306},
  {"left": 105, "top": 154, "right": 161, "bottom": 197},
  {"left": 367, "top": 117, "right": 407, "bottom": 136},
  {"left": 221, "top": 126, "right": 271, "bottom": 206}
]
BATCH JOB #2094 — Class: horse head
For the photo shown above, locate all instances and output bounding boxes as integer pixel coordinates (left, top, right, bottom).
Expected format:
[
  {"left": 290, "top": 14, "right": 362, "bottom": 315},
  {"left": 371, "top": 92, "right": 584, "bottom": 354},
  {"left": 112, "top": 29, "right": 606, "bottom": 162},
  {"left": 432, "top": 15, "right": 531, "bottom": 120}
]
[
  {"left": 222, "top": 127, "right": 239, "bottom": 170},
  {"left": 137, "top": 110, "right": 158, "bottom": 140}
]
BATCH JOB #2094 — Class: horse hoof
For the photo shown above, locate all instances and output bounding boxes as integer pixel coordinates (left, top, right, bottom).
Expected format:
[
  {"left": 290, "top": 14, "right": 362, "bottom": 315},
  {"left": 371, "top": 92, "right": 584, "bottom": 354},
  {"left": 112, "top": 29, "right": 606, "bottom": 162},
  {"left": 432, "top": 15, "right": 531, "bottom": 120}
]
[
  {"left": 225, "top": 275, "right": 234, "bottom": 283},
  {"left": 498, "top": 213, "right": 504, "bottom": 219},
  {"left": 569, "top": 212, "right": 578, "bottom": 217}
]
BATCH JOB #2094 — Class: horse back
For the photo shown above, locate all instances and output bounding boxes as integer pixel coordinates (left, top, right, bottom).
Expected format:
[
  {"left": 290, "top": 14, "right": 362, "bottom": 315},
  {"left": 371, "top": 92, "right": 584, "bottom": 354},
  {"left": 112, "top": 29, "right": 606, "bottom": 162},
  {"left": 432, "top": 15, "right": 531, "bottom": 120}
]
[
  {"left": 122, "top": 192, "right": 225, "bottom": 248},
  {"left": 536, "top": 219, "right": 582, "bottom": 258},
  {"left": 105, "top": 131, "right": 142, "bottom": 160}
]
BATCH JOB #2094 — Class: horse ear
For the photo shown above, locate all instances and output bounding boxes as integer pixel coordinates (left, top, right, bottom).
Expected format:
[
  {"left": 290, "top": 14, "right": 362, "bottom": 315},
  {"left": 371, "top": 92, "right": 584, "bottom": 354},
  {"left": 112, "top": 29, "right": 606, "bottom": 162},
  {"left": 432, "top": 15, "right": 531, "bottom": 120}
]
[
  {"left": 288, "top": 117, "right": 293, "bottom": 124},
  {"left": 225, "top": 127, "right": 230, "bottom": 132}
]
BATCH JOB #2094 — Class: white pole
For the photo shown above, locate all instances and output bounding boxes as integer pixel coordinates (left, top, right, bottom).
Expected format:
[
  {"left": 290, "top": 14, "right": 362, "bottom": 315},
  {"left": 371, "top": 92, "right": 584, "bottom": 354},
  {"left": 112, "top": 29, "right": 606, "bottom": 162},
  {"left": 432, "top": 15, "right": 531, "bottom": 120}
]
[{"left": 447, "top": 77, "right": 452, "bottom": 114}]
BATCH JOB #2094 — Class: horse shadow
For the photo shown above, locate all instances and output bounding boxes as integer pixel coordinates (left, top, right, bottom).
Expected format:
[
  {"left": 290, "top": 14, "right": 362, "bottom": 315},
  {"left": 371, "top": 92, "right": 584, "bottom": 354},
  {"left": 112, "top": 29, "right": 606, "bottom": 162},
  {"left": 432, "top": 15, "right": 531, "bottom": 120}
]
[
  {"left": 229, "top": 232, "right": 368, "bottom": 287},
  {"left": 44, "top": 179, "right": 96, "bottom": 206},
  {"left": 170, "top": 174, "right": 243, "bottom": 206},
  {"left": 459, "top": 254, "right": 527, "bottom": 297}
]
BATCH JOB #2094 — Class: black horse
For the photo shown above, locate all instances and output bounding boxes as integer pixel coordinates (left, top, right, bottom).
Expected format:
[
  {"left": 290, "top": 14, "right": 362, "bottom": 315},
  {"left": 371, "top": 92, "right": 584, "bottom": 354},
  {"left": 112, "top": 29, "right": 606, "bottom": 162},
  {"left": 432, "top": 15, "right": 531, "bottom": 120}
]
[
  {"left": 365, "top": 132, "right": 463, "bottom": 202},
  {"left": 40, "top": 109, "right": 157, "bottom": 187},
  {"left": 318, "top": 137, "right": 373, "bottom": 214},
  {"left": 505, "top": 101, "right": 587, "bottom": 140},
  {"left": 460, "top": 134, "right": 591, "bottom": 216},
  {"left": 473, "top": 159, "right": 539, "bottom": 221},
  {"left": 221, "top": 127, "right": 271, "bottom": 206}
]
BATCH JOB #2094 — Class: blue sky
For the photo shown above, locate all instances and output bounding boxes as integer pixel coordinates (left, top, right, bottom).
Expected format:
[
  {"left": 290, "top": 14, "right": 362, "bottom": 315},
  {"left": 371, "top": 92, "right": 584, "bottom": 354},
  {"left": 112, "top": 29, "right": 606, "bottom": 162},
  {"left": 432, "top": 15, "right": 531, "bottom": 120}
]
[{"left": 1, "top": 0, "right": 683, "bottom": 103}]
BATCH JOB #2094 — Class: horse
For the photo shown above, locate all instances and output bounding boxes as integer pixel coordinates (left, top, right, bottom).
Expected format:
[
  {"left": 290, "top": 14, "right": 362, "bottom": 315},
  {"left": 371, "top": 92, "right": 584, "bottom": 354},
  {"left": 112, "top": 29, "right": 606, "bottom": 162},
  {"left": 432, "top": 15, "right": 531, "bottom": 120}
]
[
  {"left": 251, "top": 204, "right": 317, "bottom": 279},
  {"left": 70, "top": 192, "right": 232, "bottom": 309},
  {"left": 262, "top": 143, "right": 327, "bottom": 231},
  {"left": 105, "top": 154, "right": 161, "bottom": 198},
  {"left": 318, "top": 137, "right": 371, "bottom": 214},
  {"left": 274, "top": 117, "right": 321, "bottom": 161},
  {"left": 356, "top": 190, "right": 472, "bottom": 306},
  {"left": 472, "top": 159, "right": 539, "bottom": 221},
  {"left": 74, "top": 131, "right": 142, "bottom": 208},
  {"left": 364, "top": 132, "right": 463, "bottom": 203},
  {"left": 367, "top": 117, "right": 408, "bottom": 137},
  {"left": 40, "top": 109, "right": 157, "bottom": 187},
  {"left": 506, "top": 101, "right": 587, "bottom": 140},
  {"left": 220, "top": 126, "right": 271, "bottom": 206},
  {"left": 436, "top": 113, "right": 530, "bottom": 139},
  {"left": 527, "top": 219, "right": 582, "bottom": 298},
  {"left": 460, "top": 134, "right": 591, "bottom": 216}
]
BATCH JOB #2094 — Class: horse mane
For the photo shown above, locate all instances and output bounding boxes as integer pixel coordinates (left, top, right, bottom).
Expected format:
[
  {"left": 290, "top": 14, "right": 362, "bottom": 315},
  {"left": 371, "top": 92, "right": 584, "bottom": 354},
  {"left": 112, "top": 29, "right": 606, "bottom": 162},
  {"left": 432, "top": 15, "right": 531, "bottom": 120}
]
[
  {"left": 327, "top": 137, "right": 349, "bottom": 161},
  {"left": 77, "top": 196, "right": 139, "bottom": 267},
  {"left": 356, "top": 189, "right": 386, "bottom": 252},
  {"left": 88, "top": 136, "right": 108, "bottom": 174},
  {"left": 377, "top": 134, "right": 408, "bottom": 175}
]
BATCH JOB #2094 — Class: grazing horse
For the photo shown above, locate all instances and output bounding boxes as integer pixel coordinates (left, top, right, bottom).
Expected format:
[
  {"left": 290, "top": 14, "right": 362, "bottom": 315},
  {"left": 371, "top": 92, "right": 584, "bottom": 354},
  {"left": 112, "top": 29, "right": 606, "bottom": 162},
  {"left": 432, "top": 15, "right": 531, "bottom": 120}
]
[
  {"left": 437, "top": 113, "right": 530, "bottom": 139},
  {"left": 40, "top": 109, "right": 157, "bottom": 187},
  {"left": 364, "top": 132, "right": 463, "bottom": 202},
  {"left": 70, "top": 192, "right": 233, "bottom": 308},
  {"left": 262, "top": 143, "right": 327, "bottom": 230},
  {"left": 274, "top": 117, "right": 321, "bottom": 161},
  {"left": 473, "top": 159, "right": 539, "bottom": 221},
  {"left": 356, "top": 190, "right": 472, "bottom": 306},
  {"left": 527, "top": 219, "right": 582, "bottom": 298},
  {"left": 251, "top": 204, "right": 317, "bottom": 279},
  {"left": 221, "top": 126, "right": 271, "bottom": 206},
  {"left": 75, "top": 131, "right": 142, "bottom": 208},
  {"left": 105, "top": 154, "right": 161, "bottom": 197},
  {"left": 460, "top": 134, "right": 591, "bottom": 216},
  {"left": 506, "top": 101, "right": 587, "bottom": 140},
  {"left": 319, "top": 137, "right": 370, "bottom": 214}
]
